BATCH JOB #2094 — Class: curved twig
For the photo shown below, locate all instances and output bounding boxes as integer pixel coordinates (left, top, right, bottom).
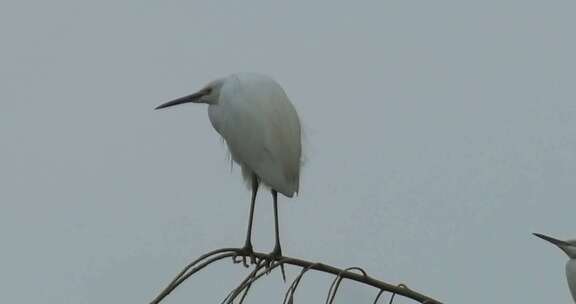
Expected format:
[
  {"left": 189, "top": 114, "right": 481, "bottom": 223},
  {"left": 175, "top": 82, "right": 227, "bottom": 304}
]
[
  {"left": 222, "top": 260, "right": 266, "bottom": 304},
  {"left": 325, "top": 267, "right": 368, "bottom": 304},
  {"left": 283, "top": 263, "right": 320, "bottom": 304},
  {"left": 244, "top": 258, "right": 287, "bottom": 285},
  {"left": 373, "top": 289, "right": 385, "bottom": 304},
  {"left": 389, "top": 284, "right": 407, "bottom": 304},
  {"left": 389, "top": 291, "right": 398, "bottom": 304},
  {"left": 149, "top": 248, "right": 443, "bottom": 304},
  {"left": 150, "top": 251, "right": 236, "bottom": 304},
  {"left": 171, "top": 247, "right": 237, "bottom": 287}
]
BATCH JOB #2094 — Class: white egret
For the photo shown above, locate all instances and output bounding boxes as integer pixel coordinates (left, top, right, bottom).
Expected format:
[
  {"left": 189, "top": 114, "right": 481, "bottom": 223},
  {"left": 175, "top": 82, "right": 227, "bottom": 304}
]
[
  {"left": 155, "top": 73, "right": 301, "bottom": 279},
  {"left": 533, "top": 233, "right": 576, "bottom": 302}
]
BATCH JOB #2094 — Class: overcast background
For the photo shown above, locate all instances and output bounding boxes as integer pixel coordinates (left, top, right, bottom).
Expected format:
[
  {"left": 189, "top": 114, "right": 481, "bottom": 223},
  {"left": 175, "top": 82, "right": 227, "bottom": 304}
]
[{"left": 2, "top": 1, "right": 576, "bottom": 303}]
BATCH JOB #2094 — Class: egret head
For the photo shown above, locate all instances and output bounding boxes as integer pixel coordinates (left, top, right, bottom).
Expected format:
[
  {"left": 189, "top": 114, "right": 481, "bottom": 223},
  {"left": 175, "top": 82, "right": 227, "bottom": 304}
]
[
  {"left": 534, "top": 233, "right": 576, "bottom": 259},
  {"left": 155, "top": 79, "right": 224, "bottom": 109}
]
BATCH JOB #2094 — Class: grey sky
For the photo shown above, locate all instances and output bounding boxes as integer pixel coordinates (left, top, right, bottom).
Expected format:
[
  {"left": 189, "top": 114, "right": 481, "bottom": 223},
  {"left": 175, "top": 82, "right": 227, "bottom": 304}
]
[{"left": 2, "top": 0, "right": 576, "bottom": 303}]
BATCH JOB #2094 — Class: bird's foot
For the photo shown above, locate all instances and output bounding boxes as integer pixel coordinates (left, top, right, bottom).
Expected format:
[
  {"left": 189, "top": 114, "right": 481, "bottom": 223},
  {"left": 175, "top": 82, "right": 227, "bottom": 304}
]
[
  {"left": 233, "top": 244, "right": 257, "bottom": 267},
  {"left": 265, "top": 245, "right": 286, "bottom": 282}
]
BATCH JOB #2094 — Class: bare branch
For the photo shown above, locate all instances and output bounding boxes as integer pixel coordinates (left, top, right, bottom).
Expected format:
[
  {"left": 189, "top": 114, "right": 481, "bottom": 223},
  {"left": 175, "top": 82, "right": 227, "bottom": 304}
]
[
  {"left": 150, "top": 250, "right": 236, "bottom": 304},
  {"left": 373, "top": 289, "right": 385, "bottom": 304},
  {"left": 149, "top": 248, "right": 443, "bottom": 304},
  {"left": 326, "top": 267, "right": 367, "bottom": 304},
  {"left": 389, "top": 284, "right": 407, "bottom": 304},
  {"left": 222, "top": 260, "right": 266, "bottom": 304},
  {"left": 283, "top": 263, "right": 320, "bottom": 304}
]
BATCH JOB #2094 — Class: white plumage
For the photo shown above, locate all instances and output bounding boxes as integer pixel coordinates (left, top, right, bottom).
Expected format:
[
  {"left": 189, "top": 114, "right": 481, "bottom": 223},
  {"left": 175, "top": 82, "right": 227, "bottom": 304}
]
[
  {"left": 156, "top": 73, "right": 302, "bottom": 278},
  {"left": 208, "top": 73, "right": 301, "bottom": 197}
]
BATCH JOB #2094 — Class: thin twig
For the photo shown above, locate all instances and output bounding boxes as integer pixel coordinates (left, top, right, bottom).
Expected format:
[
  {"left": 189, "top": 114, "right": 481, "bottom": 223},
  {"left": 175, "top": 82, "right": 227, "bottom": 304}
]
[
  {"left": 171, "top": 248, "right": 236, "bottom": 287},
  {"left": 149, "top": 248, "right": 443, "bottom": 304},
  {"left": 222, "top": 260, "right": 266, "bottom": 304},
  {"left": 244, "top": 258, "right": 287, "bottom": 284},
  {"left": 325, "top": 267, "right": 368, "bottom": 304},
  {"left": 283, "top": 263, "right": 320, "bottom": 304},
  {"left": 228, "top": 258, "right": 288, "bottom": 301},
  {"left": 389, "top": 284, "right": 407, "bottom": 304},
  {"left": 373, "top": 289, "right": 385, "bottom": 304},
  {"left": 150, "top": 251, "right": 236, "bottom": 304}
]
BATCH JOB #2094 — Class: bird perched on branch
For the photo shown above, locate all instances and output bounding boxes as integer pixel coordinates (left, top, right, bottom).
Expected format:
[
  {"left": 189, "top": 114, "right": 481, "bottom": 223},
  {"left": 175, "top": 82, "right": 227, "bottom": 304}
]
[
  {"left": 156, "top": 73, "right": 302, "bottom": 280},
  {"left": 533, "top": 233, "right": 576, "bottom": 302}
]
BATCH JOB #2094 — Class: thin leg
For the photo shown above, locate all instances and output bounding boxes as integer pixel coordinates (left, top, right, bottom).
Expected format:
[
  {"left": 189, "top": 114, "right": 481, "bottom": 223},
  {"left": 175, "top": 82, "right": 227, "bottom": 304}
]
[
  {"left": 238, "top": 174, "right": 258, "bottom": 265},
  {"left": 272, "top": 190, "right": 281, "bottom": 253},
  {"left": 244, "top": 174, "right": 259, "bottom": 248},
  {"left": 269, "top": 190, "right": 286, "bottom": 282}
]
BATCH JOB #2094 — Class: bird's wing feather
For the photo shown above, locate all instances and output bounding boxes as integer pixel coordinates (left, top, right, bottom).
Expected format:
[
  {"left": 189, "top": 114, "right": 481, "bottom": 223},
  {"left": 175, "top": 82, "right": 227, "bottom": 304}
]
[{"left": 210, "top": 74, "right": 301, "bottom": 197}]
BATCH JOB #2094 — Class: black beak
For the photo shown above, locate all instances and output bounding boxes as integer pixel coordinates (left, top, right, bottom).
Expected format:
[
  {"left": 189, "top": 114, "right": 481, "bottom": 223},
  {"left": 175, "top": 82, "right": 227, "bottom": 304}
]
[
  {"left": 533, "top": 233, "right": 570, "bottom": 247},
  {"left": 155, "top": 91, "right": 205, "bottom": 110}
]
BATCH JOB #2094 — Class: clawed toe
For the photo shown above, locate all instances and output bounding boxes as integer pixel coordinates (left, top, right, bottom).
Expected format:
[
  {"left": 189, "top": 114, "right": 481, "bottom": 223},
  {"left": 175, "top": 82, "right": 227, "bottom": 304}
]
[{"left": 234, "top": 245, "right": 258, "bottom": 267}]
